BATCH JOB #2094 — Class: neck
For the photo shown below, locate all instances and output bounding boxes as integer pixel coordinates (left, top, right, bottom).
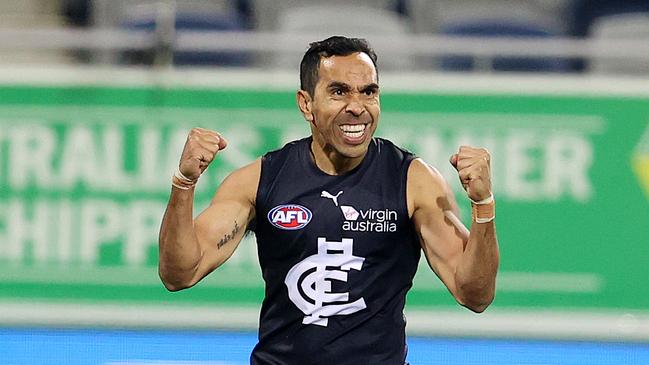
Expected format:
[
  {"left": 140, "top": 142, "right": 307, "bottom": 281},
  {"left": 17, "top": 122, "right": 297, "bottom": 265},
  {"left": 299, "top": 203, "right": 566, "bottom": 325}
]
[{"left": 309, "top": 139, "right": 367, "bottom": 175}]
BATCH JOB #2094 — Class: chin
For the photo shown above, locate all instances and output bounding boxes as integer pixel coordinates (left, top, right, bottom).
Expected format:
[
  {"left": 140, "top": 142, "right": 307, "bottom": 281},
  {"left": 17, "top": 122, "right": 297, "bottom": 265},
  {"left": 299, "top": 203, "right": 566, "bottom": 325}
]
[{"left": 338, "top": 141, "right": 371, "bottom": 158}]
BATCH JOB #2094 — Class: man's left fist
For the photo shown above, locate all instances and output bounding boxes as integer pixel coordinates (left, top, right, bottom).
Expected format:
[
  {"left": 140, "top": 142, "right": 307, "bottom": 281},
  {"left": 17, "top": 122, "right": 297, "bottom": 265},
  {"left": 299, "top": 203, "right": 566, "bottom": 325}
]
[{"left": 449, "top": 146, "right": 492, "bottom": 202}]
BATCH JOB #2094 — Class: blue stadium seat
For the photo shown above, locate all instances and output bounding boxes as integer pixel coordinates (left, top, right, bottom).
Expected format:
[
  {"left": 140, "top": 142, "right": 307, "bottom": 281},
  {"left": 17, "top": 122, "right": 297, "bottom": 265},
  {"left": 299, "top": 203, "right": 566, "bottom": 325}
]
[
  {"left": 568, "top": 0, "right": 649, "bottom": 72},
  {"left": 122, "top": 12, "right": 251, "bottom": 67},
  {"left": 569, "top": 0, "right": 649, "bottom": 38},
  {"left": 439, "top": 21, "right": 571, "bottom": 72}
]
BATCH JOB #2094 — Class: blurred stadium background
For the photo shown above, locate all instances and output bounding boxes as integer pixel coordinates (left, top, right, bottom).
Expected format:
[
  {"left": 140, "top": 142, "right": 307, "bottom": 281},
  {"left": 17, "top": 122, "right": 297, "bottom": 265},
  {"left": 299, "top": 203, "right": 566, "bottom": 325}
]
[{"left": 1, "top": 0, "right": 649, "bottom": 364}]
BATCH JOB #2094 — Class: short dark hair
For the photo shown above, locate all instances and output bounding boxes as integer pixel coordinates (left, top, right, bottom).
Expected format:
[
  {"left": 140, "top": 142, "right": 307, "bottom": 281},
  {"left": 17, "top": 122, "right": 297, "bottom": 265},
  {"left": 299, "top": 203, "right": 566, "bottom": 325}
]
[{"left": 299, "top": 36, "right": 379, "bottom": 97}]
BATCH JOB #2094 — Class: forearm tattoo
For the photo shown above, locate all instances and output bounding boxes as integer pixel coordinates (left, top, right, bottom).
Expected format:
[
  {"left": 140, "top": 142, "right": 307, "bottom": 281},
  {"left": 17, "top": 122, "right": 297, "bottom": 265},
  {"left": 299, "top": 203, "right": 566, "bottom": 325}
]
[{"left": 217, "top": 220, "right": 240, "bottom": 249}]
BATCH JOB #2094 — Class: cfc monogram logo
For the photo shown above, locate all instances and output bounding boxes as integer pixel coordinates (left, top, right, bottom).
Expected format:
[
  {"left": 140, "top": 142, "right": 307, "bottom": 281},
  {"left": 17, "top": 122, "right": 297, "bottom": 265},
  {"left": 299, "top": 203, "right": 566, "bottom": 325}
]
[{"left": 284, "top": 237, "right": 366, "bottom": 327}]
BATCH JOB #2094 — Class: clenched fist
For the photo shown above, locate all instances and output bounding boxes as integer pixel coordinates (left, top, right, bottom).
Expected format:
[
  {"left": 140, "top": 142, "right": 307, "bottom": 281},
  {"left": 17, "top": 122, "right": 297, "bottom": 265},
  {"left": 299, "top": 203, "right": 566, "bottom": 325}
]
[
  {"left": 179, "top": 128, "right": 228, "bottom": 181},
  {"left": 449, "top": 146, "right": 492, "bottom": 202}
]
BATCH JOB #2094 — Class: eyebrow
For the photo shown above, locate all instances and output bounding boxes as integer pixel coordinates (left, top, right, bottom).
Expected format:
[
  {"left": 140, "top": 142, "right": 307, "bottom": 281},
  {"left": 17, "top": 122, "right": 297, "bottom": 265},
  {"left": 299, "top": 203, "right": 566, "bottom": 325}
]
[
  {"left": 327, "top": 81, "right": 380, "bottom": 92},
  {"left": 327, "top": 81, "right": 351, "bottom": 91},
  {"left": 360, "top": 83, "right": 380, "bottom": 93}
]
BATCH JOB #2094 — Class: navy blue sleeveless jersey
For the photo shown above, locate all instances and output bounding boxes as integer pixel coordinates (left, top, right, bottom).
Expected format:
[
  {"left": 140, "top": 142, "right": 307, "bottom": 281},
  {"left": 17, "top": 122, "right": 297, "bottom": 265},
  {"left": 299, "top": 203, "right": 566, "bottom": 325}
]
[{"left": 251, "top": 137, "right": 421, "bottom": 365}]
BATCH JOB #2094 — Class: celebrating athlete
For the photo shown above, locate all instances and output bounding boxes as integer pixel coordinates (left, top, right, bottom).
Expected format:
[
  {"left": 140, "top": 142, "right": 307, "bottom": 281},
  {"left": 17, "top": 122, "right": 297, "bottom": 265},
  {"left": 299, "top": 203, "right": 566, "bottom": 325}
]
[{"left": 159, "top": 36, "right": 499, "bottom": 365}]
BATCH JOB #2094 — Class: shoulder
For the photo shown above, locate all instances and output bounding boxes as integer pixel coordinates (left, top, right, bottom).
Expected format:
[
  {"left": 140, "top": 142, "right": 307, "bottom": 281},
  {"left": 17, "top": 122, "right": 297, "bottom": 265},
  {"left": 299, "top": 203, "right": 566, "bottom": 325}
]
[
  {"left": 262, "top": 137, "right": 309, "bottom": 162},
  {"left": 374, "top": 137, "right": 415, "bottom": 158},
  {"left": 406, "top": 158, "right": 453, "bottom": 217},
  {"left": 258, "top": 137, "right": 308, "bottom": 183},
  {"left": 373, "top": 138, "right": 417, "bottom": 172},
  {"left": 230, "top": 158, "right": 261, "bottom": 179},
  {"left": 216, "top": 158, "right": 261, "bottom": 204},
  {"left": 407, "top": 158, "right": 447, "bottom": 192}
]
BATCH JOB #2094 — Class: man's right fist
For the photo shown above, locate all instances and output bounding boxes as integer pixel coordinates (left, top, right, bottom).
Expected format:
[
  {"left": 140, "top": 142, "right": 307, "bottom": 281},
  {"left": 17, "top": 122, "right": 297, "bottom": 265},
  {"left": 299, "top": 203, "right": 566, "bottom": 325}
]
[{"left": 178, "top": 128, "right": 227, "bottom": 181}]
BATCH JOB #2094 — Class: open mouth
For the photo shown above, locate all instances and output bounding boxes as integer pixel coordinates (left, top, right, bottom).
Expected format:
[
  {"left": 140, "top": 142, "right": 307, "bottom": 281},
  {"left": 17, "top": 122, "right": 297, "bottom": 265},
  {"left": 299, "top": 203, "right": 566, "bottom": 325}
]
[{"left": 339, "top": 123, "right": 369, "bottom": 141}]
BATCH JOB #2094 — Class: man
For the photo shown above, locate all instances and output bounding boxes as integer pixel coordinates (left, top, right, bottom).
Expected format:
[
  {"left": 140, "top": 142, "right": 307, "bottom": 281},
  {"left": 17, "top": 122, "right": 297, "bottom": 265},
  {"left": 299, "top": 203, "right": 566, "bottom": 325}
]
[{"left": 159, "top": 36, "right": 499, "bottom": 364}]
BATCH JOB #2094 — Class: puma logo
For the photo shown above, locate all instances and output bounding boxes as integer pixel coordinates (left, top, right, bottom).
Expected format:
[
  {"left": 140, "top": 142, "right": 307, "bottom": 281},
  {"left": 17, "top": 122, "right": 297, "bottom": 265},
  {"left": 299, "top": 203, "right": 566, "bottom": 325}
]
[{"left": 321, "top": 190, "right": 343, "bottom": 207}]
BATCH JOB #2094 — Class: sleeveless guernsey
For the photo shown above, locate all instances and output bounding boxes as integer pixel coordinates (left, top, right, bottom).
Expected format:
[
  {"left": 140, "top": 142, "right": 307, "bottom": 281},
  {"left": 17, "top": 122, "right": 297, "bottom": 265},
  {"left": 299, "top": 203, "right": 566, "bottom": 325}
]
[{"left": 251, "top": 137, "right": 420, "bottom": 365}]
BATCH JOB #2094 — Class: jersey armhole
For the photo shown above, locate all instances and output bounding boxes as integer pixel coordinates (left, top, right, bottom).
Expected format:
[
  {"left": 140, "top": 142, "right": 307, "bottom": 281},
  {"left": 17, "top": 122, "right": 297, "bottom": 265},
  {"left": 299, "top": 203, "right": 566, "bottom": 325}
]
[
  {"left": 401, "top": 155, "right": 417, "bottom": 220},
  {"left": 253, "top": 154, "right": 271, "bottom": 225}
]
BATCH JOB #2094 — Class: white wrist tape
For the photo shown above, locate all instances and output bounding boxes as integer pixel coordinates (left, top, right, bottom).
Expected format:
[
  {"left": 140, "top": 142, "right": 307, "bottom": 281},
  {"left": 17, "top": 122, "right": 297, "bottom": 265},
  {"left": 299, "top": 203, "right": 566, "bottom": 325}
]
[
  {"left": 471, "top": 194, "right": 495, "bottom": 224},
  {"left": 172, "top": 167, "right": 198, "bottom": 190},
  {"left": 474, "top": 215, "right": 495, "bottom": 224},
  {"left": 171, "top": 181, "right": 192, "bottom": 190},
  {"left": 470, "top": 193, "right": 494, "bottom": 205}
]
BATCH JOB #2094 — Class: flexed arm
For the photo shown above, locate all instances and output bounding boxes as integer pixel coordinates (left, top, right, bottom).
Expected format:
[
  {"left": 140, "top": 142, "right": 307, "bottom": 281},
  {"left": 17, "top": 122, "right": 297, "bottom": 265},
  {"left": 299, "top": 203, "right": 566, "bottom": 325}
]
[
  {"left": 448, "top": 146, "right": 499, "bottom": 311},
  {"left": 158, "top": 128, "right": 259, "bottom": 291},
  {"left": 408, "top": 146, "right": 499, "bottom": 312}
]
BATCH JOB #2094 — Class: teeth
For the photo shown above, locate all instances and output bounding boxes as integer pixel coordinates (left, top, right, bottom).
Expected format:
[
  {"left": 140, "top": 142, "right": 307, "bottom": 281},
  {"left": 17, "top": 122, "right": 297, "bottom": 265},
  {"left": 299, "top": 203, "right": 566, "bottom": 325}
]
[
  {"left": 339, "top": 124, "right": 367, "bottom": 139},
  {"left": 340, "top": 124, "right": 366, "bottom": 132}
]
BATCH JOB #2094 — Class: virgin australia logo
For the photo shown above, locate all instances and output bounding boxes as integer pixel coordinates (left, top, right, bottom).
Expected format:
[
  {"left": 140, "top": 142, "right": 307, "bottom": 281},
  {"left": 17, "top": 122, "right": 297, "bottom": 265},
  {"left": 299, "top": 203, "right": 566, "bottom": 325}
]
[
  {"left": 284, "top": 237, "right": 366, "bottom": 327},
  {"left": 321, "top": 191, "right": 397, "bottom": 232},
  {"left": 340, "top": 205, "right": 360, "bottom": 220}
]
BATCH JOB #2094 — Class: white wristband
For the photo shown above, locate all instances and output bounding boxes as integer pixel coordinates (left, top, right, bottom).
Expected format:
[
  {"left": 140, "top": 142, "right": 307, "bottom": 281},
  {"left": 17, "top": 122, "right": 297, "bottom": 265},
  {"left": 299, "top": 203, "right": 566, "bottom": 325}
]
[
  {"left": 172, "top": 167, "right": 197, "bottom": 190},
  {"left": 171, "top": 181, "right": 192, "bottom": 190},
  {"left": 471, "top": 194, "right": 495, "bottom": 224},
  {"left": 174, "top": 168, "right": 197, "bottom": 184},
  {"left": 470, "top": 193, "right": 494, "bottom": 205},
  {"left": 475, "top": 216, "right": 495, "bottom": 224}
]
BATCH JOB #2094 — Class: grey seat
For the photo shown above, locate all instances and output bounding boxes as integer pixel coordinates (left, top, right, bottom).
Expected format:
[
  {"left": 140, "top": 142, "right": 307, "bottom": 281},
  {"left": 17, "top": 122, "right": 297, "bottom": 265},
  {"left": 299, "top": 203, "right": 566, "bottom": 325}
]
[
  {"left": 589, "top": 13, "right": 649, "bottom": 75},
  {"left": 91, "top": 0, "right": 248, "bottom": 65},
  {"left": 252, "top": 0, "right": 401, "bottom": 31},
  {"left": 405, "top": 0, "right": 571, "bottom": 34},
  {"left": 269, "top": 4, "right": 415, "bottom": 72},
  {"left": 403, "top": 0, "right": 571, "bottom": 71}
]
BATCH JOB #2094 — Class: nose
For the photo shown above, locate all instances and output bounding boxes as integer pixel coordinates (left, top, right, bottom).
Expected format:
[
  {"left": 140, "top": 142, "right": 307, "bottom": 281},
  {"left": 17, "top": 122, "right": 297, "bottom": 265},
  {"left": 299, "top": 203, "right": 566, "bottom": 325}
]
[{"left": 345, "top": 96, "right": 365, "bottom": 117}]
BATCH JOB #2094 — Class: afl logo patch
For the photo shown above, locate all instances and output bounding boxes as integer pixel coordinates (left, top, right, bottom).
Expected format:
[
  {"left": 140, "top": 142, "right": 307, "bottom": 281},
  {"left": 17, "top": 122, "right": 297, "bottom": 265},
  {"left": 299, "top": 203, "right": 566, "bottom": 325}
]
[{"left": 268, "top": 204, "right": 312, "bottom": 230}]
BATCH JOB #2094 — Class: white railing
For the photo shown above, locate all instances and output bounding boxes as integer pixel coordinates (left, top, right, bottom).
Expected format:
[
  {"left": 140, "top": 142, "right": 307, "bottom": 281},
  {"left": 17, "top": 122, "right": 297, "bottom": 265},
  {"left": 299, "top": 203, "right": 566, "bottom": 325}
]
[{"left": 1, "top": 27, "right": 648, "bottom": 70}]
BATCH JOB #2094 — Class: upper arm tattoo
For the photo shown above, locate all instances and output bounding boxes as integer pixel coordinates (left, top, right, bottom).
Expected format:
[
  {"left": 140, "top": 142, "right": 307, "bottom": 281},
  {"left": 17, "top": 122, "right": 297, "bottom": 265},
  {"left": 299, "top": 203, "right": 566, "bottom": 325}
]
[{"left": 217, "top": 220, "right": 241, "bottom": 249}]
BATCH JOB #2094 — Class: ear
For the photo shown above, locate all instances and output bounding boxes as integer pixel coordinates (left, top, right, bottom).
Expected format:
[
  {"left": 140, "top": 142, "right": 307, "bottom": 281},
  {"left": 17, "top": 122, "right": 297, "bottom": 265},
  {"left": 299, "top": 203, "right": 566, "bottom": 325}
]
[{"left": 296, "top": 89, "right": 314, "bottom": 123}]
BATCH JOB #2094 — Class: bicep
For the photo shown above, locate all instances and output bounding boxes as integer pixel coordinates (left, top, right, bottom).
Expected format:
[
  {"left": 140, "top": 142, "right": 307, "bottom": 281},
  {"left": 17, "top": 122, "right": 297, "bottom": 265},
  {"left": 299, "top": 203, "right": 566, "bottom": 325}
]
[
  {"left": 409, "top": 159, "right": 468, "bottom": 298},
  {"left": 191, "top": 160, "right": 260, "bottom": 282},
  {"left": 195, "top": 192, "right": 253, "bottom": 266}
]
